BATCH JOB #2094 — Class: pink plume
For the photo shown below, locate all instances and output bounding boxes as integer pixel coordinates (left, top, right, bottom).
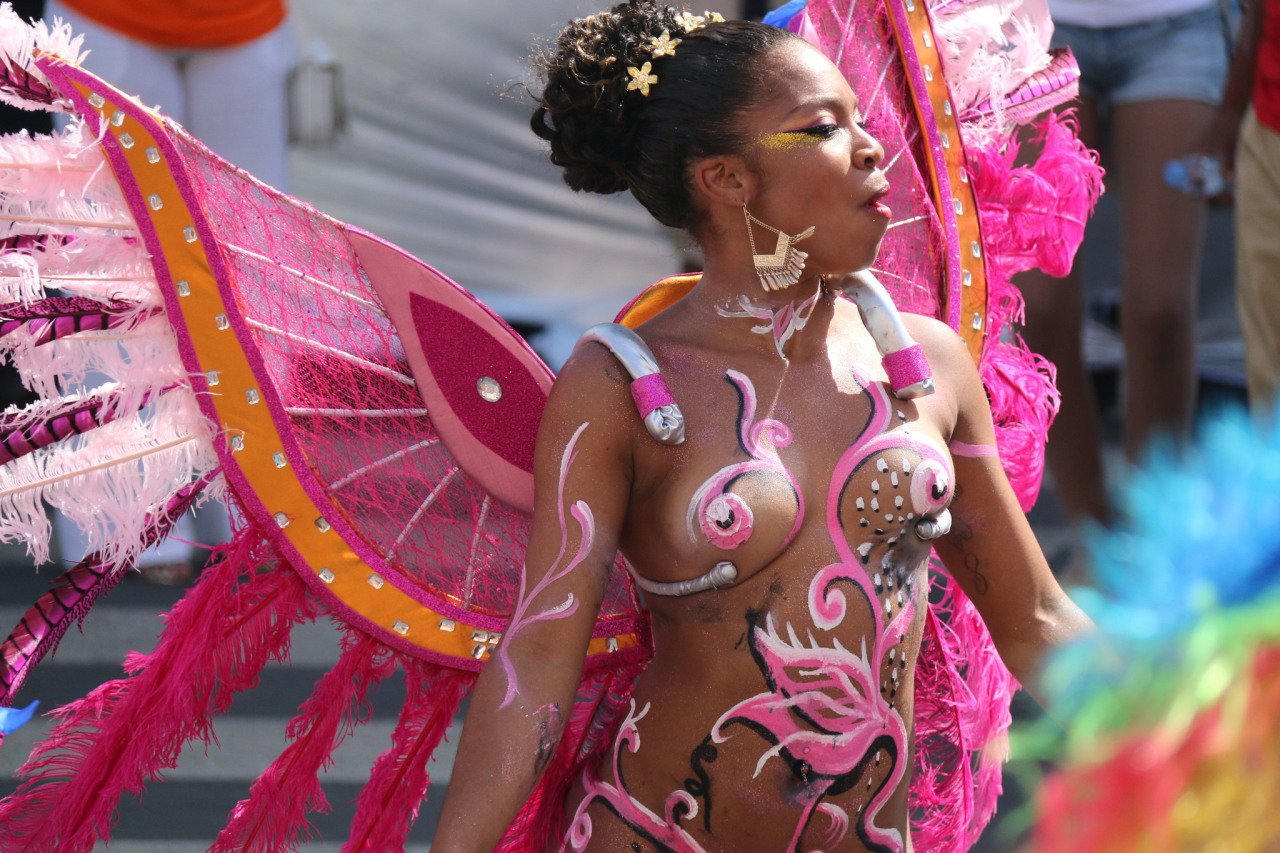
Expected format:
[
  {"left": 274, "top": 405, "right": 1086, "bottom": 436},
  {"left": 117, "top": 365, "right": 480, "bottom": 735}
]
[
  {"left": 910, "top": 574, "right": 1019, "bottom": 852},
  {"left": 971, "top": 111, "right": 1104, "bottom": 281},
  {"left": 211, "top": 630, "right": 397, "bottom": 853},
  {"left": 0, "top": 473, "right": 215, "bottom": 706},
  {"left": 342, "top": 660, "right": 473, "bottom": 852},
  {"left": 0, "top": 528, "right": 317, "bottom": 852}
]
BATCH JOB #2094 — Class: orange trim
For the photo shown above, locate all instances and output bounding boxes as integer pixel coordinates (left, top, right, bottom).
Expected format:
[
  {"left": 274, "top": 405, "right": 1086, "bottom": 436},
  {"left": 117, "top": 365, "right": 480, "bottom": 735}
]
[
  {"left": 73, "top": 77, "right": 640, "bottom": 666},
  {"left": 617, "top": 273, "right": 700, "bottom": 329},
  {"left": 886, "top": 1, "right": 989, "bottom": 364}
]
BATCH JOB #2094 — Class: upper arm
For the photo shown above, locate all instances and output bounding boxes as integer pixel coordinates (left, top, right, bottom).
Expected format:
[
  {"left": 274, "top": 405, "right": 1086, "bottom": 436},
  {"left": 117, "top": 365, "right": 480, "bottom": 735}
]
[
  {"left": 490, "top": 340, "right": 640, "bottom": 704},
  {"left": 907, "top": 316, "right": 1090, "bottom": 688}
]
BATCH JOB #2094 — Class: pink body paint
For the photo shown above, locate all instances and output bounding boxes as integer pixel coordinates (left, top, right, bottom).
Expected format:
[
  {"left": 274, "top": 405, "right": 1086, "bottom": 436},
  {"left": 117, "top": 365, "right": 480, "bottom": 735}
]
[
  {"left": 567, "top": 370, "right": 956, "bottom": 851},
  {"left": 686, "top": 369, "right": 805, "bottom": 551},
  {"left": 495, "top": 422, "right": 594, "bottom": 709},
  {"left": 948, "top": 440, "right": 998, "bottom": 458},
  {"left": 567, "top": 700, "right": 709, "bottom": 853}
]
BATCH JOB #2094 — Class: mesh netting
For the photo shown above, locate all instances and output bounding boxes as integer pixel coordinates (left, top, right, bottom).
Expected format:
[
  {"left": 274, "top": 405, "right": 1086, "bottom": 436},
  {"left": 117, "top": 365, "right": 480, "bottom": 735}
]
[
  {"left": 805, "top": 0, "right": 948, "bottom": 320},
  {"left": 173, "top": 130, "right": 641, "bottom": 626}
]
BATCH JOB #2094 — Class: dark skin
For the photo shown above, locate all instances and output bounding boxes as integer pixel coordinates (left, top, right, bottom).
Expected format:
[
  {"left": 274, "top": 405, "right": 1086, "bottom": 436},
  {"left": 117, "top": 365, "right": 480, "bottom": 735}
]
[{"left": 432, "top": 40, "right": 1089, "bottom": 853}]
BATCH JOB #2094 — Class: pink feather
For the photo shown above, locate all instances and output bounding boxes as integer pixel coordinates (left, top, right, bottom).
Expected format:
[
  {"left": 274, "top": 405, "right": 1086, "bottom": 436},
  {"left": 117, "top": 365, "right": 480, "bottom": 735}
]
[
  {"left": 211, "top": 631, "right": 398, "bottom": 853},
  {"left": 910, "top": 574, "right": 1019, "bottom": 852},
  {"left": 0, "top": 472, "right": 214, "bottom": 706},
  {"left": 0, "top": 528, "right": 318, "bottom": 852},
  {"left": 343, "top": 660, "right": 473, "bottom": 852}
]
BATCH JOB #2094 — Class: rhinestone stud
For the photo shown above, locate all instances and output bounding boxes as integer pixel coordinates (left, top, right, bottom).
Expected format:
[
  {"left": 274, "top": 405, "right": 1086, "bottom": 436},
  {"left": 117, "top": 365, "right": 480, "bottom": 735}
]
[
  {"left": 319, "top": 568, "right": 335, "bottom": 583},
  {"left": 476, "top": 376, "right": 502, "bottom": 402}
]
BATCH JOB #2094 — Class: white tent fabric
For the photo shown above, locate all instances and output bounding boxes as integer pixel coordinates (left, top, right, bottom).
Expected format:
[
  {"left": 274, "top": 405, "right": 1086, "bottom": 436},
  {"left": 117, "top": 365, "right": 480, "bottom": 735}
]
[{"left": 289, "top": 0, "right": 697, "bottom": 368}]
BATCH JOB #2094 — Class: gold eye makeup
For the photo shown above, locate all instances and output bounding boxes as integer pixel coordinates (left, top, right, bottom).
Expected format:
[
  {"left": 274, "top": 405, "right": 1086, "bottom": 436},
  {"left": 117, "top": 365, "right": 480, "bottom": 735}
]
[{"left": 756, "top": 124, "right": 838, "bottom": 150}]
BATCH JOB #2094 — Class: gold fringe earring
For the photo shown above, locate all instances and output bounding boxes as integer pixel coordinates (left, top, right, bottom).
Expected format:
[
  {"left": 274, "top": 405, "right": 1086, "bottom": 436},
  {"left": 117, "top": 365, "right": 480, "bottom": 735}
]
[{"left": 743, "top": 205, "right": 815, "bottom": 292}]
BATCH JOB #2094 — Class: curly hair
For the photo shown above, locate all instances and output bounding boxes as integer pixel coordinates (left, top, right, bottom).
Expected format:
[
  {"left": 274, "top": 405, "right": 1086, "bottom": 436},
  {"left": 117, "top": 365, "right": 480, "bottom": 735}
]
[{"left": 531, "top": 1, "right": 798, "bottom": 234}]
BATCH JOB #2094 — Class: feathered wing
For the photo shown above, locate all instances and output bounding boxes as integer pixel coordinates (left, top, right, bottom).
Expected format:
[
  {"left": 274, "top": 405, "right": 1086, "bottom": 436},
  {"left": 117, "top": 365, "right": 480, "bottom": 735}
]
[{"left": 0, "top": 7, "right": 648, "bottom": 849}]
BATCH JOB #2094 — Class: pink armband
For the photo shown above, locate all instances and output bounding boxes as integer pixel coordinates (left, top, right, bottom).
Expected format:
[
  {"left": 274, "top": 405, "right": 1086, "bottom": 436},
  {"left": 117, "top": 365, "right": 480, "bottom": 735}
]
[
  {"left": 631, "top": 372, "right": 675, "bottom": 418},
  {"left": 881, "top": 344, "right": 932, "bottom": 396}
]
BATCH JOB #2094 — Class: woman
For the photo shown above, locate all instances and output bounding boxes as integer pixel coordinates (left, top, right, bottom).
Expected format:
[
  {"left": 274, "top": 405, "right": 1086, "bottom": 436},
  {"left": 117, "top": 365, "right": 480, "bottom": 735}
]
[{"left": 433, "top": 4, "right": 1090, "bottom": 850}]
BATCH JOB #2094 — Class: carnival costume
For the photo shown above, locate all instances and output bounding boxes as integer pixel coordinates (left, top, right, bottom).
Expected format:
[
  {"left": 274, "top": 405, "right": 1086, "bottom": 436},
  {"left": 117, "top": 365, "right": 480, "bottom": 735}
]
[{"left": 0, "top": 1, "right": 1099, "bottom": 850}]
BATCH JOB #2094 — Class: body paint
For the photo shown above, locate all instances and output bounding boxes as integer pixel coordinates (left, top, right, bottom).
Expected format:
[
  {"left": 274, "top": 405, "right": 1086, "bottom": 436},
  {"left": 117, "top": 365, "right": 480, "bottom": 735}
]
[
  {"left": 685, "top": 370, "right": 805, "bottom": 551},
  {"left": 567, "top": 700, "right": 710, "bottom": 853},
  {"left": 716, "top": 367, "right": 954, "bottom": 852},
  {"left": 716, "top": 290, "right": 822, "bottom": 360},
  {"left": 948, "top": 439, "right": 998, "bottom": 458},
  {"left": 495, "top": 422, "right": 594, "bottom": 709},
  {"left": 568, "top": 372, "right": 955, "bottom": 851}
]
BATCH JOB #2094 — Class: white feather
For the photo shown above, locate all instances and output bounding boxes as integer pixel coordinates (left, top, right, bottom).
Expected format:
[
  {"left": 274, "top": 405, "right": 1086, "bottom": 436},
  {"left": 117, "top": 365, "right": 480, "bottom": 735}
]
[
  {"left": 0, "top": 388, "right": 218, "bottom": 566},
  {"left": 0, "top": 2, "right": 88, "bottom": 113}
]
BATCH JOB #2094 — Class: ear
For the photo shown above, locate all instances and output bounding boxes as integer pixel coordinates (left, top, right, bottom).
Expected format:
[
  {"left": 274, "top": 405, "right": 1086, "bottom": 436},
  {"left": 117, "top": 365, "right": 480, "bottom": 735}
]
[{"left": 689, "top": 154, "right": 757, "bottom": 209}]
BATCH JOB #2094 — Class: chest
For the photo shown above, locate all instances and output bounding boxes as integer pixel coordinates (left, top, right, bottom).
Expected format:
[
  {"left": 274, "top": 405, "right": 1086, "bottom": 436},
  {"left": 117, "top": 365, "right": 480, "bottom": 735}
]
[{"left": 627, "top": 361, "right": 954, "bottom": 582}]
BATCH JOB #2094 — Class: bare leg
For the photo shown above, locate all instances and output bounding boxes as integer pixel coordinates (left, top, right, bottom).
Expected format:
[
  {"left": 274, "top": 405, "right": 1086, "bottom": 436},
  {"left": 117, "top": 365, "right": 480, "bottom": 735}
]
[
  {"left": 1018, "top": 99, "right": 1112, "bottom": 525},
  {"left": 1111, "top": 99, "right": 1213, "bottom": 458}
]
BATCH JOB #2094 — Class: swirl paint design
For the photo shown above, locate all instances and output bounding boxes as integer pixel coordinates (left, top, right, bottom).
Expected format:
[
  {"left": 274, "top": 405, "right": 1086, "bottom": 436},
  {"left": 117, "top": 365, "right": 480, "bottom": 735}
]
[
  {"left": 713, "top": 367, "right": 955, "bottom": 852},
  {"left": 716, "top": 290, "right": 822, "bottom": 360},
  {"left": 686, "top": 370, "right": 804, "bottom": 552},
  {"left": 568, "top": 700, "right": 709, "bottom": 852},
  {"left": 495, "top": 422, "right": 594, "bottom": 709},
  {"left": 565, "top": 370, "right": 955, "bottom": 851}
]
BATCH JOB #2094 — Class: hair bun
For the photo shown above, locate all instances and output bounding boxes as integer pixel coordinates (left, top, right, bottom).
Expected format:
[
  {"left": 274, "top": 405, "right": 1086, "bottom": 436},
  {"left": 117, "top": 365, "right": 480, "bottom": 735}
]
[{"left": 531, "top": 1, "right": 680, "bottom": 195}]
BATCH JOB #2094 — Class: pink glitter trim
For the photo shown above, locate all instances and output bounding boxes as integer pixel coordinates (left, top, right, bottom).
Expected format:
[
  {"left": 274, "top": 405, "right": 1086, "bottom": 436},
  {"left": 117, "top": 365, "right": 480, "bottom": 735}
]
[
  {"left": 882, "top": 344, "right": 932, "bottom": 394},
  {"left": 949, "top": 440, "right": 999, "bottom": 458},
  {"left": 630, "top": 373, "right": 675, "bottom": 418}
]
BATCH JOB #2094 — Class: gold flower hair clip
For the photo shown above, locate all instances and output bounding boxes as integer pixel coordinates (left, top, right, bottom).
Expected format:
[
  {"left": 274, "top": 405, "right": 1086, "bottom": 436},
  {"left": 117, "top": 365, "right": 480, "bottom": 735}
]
[
  {"left": 649, "top": 30, "right": 681, "bottom": 57},
  {"left": 626, "top": 12, "right": 726, "bottom": 97},
  {"left": 626, "top": 61, "right": 658, "bottom": 95},
  {"left": 676, "top": 10, "right": 725, "bottom": 32}
]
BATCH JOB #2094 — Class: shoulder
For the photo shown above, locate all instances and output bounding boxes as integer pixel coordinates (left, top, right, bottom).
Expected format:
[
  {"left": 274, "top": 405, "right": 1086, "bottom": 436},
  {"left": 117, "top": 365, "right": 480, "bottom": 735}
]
[
  {"left": 900, "top": 313, "right": 994, "bottom": 443},
  {"left": 537, "top": 332, "right": 647, "bottom": 467}
]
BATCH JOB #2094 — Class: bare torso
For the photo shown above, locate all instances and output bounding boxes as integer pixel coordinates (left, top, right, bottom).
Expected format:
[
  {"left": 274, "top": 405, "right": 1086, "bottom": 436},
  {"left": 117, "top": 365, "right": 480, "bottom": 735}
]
[{"left": 563, "top": 295, "right": 957, "bottom": 852}]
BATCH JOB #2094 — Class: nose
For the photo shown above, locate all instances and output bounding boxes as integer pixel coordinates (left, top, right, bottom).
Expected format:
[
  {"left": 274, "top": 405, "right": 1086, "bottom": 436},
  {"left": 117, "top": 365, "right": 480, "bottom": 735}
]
[{"left": 854, "top": 127, "right": 885, "bottom": 170}]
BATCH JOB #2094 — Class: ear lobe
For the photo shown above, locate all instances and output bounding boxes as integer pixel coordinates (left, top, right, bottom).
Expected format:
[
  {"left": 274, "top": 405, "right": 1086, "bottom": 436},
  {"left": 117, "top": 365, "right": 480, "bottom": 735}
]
[{"left": 691, "top": 155, "right": 754, "bottom": 209}]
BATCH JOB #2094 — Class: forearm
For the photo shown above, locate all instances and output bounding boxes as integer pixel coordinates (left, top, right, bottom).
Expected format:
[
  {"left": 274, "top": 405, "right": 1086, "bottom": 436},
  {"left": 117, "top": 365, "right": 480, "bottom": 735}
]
[
  {"left": 431, "top": 644, "right": 582, "bottom": 852},
  {"left": 988, "top": 587, "right": 1094, "bottom": 707}
]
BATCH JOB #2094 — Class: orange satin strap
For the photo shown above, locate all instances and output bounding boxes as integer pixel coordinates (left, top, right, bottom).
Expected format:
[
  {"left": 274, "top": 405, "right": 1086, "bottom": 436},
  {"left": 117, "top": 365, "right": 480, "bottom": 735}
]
[{"left": 616, "top": 273, "right": 701, "bottom": 329}]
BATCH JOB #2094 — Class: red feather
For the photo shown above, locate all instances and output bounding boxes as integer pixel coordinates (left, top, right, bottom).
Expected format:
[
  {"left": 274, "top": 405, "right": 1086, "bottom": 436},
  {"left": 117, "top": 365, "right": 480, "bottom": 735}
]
[
  {"left": 343, "top": 659, "right": 473, "bottom": 852},
  {"left": 0, "top": 527, "right": 317, "bottom": 852},
  {"left": 212, "top": 631, "right": 397, "bottom": 853}
]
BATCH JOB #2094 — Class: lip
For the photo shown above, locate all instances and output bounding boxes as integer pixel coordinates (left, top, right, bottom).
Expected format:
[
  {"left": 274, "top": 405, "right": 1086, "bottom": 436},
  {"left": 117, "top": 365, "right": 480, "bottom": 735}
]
[{"left": 863, "top": 183, "right": 892, "bottom": 219}]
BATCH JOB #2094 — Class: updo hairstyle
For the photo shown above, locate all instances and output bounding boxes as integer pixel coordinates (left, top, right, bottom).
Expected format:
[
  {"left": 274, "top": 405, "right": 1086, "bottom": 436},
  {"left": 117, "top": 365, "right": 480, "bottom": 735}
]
[{"left": 531, "top": 1, "right": 798, "bottom": 234}]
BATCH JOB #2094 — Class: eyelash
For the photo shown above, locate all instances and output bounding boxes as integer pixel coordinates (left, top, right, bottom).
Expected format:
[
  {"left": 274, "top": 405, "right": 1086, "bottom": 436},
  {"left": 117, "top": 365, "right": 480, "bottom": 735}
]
[{"left": 798, "top": 124, "right": 839, "bottom": 138}]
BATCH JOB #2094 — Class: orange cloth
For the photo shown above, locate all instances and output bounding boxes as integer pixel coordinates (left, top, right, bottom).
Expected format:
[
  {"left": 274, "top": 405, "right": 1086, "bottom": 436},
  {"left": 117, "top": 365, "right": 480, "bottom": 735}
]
[{"left": 57, "top": 0, "right": 286, "bottom": 49}]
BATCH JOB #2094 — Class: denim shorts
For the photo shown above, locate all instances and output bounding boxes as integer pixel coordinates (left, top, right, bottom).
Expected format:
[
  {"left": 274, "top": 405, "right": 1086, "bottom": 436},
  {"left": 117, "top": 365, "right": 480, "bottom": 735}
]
[{"left": 1051, "top": 5, "right": 1229, "bottom": 105}]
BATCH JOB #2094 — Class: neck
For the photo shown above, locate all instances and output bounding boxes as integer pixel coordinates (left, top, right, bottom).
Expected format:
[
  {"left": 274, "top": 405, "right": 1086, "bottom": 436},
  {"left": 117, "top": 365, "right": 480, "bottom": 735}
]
[{"left": 690, "top": 265, "right": 832, "bottom": 361}]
